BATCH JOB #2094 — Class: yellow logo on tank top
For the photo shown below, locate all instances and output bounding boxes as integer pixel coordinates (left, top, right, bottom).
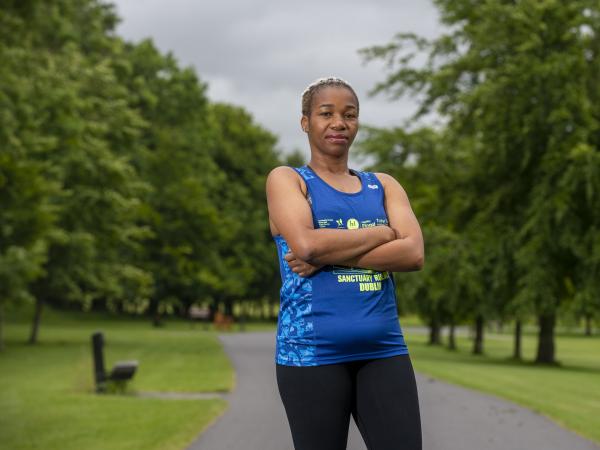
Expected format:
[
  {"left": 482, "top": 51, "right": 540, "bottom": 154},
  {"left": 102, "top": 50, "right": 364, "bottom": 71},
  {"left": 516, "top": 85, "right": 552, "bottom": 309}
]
[
  {"left": 335, "top": 270, "right": 389, "bottom": 292},
  {"left": 346, "top": 218, "right": 359, "bottom": 229}
]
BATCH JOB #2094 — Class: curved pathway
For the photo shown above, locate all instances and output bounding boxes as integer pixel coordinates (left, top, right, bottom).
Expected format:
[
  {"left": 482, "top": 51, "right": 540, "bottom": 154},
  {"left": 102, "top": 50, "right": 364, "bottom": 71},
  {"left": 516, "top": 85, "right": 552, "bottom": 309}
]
[{"left": 188, "top": 331, "right": 599, "bottom": 450}]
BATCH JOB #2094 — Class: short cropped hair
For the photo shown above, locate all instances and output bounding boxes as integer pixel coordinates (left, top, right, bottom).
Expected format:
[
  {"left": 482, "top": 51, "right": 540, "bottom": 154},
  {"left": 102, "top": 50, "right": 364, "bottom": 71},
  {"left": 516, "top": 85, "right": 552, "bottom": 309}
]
[{"left": 301, "top": 77, "right": 359, "bottom": 116}]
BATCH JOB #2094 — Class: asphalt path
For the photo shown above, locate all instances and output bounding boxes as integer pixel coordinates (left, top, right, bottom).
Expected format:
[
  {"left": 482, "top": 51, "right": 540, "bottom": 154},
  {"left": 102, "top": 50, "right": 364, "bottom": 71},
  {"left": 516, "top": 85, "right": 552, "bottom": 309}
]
[{"left": 188, "top": 331, "right": 599, "bottom": 450}]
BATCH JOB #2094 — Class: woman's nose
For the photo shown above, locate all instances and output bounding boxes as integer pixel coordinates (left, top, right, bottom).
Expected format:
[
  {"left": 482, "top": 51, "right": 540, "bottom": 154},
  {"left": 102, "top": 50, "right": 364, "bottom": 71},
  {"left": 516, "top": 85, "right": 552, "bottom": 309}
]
[{"left": 330, "top": 115, "right": 346, "bottom": 129}]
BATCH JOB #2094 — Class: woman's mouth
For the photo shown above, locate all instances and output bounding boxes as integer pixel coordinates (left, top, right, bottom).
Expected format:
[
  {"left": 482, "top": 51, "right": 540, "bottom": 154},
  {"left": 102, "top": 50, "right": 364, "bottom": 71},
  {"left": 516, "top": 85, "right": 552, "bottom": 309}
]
[{"left": 325, "top": 134, "right": 348, "bottom": 144}]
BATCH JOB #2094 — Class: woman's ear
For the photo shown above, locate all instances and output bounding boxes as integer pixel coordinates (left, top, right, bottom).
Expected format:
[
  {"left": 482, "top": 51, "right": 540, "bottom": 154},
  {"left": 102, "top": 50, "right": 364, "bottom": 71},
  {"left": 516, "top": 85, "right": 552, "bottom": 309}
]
[{"left": 300, "top": 116, "right": 308, "bottom": 133}]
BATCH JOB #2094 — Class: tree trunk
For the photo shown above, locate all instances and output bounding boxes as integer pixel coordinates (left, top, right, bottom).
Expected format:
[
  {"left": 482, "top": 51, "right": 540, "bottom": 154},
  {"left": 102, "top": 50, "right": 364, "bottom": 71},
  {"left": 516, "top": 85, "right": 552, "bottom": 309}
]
[
  {"left": 0, "top": 302, "right": 5, "bottom": 351},
  {"left": 448, "top": 322, "right": 457, "bottom": 350},
  {"left": 536, "top": 313, "right": 556, "bottom": 364},
  {"left": 428, "top": 318, "right": 441, "bottom": 345},
  {"left": 259, "top": 300, "right": 265, "bottom": 321},
  {"left": 28, "top": 297, "right": 44, "bottom": 344},
  {"left": 208, "top": 300, "right": 217, "bottom": 322},
  {"left": 178, "top": 303, "right": 187, "bottom": 319},
  {"left": 513, "top": 319, "right": 522, "bottom": 360},
  {"left": 148, "top": 297, "right": 162, "bottom": 327},
  {"left": 271, "top": 300, "right": 278, "bottom": 322},
  {"left": 224, "top": 298, "right": 234, "bottom": 317},
  {"left": 473, "top": 314, "right": 484, "bottom": 355},
  {"left": 585, "top": 314, "right": 592, "bottom": 336},
  {"left": 239, "top": 302, "right": 246, "bottom": 331}
]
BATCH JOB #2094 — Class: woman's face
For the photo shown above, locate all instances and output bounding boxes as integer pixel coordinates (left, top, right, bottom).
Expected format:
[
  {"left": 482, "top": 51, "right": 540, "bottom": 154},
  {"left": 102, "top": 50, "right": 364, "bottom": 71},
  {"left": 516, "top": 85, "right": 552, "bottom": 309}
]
[{"left": 301, "top": 86, "right": 359, "bottom": 157}]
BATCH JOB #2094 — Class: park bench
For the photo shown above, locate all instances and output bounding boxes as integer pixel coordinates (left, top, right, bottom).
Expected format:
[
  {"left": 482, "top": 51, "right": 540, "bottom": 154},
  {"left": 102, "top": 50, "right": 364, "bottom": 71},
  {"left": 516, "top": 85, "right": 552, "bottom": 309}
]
[
  {"left": 91, "top": 331, "right": 138, "bottom": 393},
  {"left": 188, "top": 305, "right": 210, "bottom": 329}
]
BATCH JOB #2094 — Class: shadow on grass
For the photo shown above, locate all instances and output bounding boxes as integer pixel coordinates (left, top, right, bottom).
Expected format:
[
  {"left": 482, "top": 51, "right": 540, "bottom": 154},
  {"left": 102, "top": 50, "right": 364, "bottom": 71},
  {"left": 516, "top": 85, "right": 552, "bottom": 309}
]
[{"left": 410, "top": 341, "right": 600, "bottom": 375}]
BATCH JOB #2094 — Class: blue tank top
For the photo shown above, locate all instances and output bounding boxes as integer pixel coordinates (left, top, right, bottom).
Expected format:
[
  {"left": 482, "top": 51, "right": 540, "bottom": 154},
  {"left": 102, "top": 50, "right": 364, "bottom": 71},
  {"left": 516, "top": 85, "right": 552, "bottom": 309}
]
[{"left": 274, "top": 165, "right": 408, "bottom": 366}]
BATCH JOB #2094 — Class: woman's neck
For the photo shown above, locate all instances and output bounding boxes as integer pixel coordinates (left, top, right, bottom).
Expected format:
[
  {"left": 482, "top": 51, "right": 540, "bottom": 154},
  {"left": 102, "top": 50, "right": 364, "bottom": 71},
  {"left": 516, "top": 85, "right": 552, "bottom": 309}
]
[{"left": 308, "top": 153, "right": 350, "bottom": 175}]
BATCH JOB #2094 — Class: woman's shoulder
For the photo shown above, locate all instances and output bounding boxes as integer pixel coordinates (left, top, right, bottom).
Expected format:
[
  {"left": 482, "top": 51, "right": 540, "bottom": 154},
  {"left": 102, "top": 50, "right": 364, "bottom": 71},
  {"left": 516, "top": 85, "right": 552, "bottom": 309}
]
[
  {"left": 267, "top": 165, "right": 303, "bottom": 183},
  {"left": 266, "top": 166, "right": 308, "bottom": 194},
  {"left": 268, "top": 165, "right": 300, "bottom": 177},
  {"left": 371, "top": 172, "right": 407, "bottom": 194}
]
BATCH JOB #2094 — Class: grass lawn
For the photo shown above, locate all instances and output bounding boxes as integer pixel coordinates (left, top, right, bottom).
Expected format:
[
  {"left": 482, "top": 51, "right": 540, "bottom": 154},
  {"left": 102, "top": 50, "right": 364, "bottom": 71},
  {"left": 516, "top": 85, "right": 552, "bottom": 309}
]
[
  {"left": 0, "top": 308, "right": 234, "bottom": 450},
  {"left": 404, "top": 327, "right": 600, "bottom": 445}
]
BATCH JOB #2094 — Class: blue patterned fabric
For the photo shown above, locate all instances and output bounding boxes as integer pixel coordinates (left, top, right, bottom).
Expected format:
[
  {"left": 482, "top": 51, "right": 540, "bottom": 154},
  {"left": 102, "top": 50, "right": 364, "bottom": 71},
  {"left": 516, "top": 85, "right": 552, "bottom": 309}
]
[{"left": 274, "top": 235, "right": 316, "bottom": 365}]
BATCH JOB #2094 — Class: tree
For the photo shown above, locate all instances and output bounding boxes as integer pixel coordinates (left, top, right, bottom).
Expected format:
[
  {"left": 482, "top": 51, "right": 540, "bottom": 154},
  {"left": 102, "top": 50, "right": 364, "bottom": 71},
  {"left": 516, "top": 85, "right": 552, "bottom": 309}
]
[
  {"left": 1, "top": 1, "right": 152, "bottom": 342},
  {"left": 284, "top": 149, "right": 307, "bottom": 168},
  {"left": 0, "top": 140, "right": 56, "bottom": 350},
  {"left": 203, "top": 103, "right": 281, "bottom": 317},
  {"left": 0, "top": 10, "right": 63, "bottom": 349},
  {"left": 361, "top": 0, "right": 600, "bottom": 364},
  {"left": 117, "top": 38, "right": 226, "bottom": 325},
  {"left": 117, "top": 42, "right": 282, "bottom": 323}
]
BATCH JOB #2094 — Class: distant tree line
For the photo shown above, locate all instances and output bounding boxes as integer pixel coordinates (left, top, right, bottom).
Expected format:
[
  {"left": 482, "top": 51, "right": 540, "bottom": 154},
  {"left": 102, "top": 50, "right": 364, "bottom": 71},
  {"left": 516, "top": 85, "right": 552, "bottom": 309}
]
[
  {"left": 0, "top": 0, "right": 287, "bottom": 349},
  {"left": 359, "top": 0, "right": 600, "bottom": 364}
]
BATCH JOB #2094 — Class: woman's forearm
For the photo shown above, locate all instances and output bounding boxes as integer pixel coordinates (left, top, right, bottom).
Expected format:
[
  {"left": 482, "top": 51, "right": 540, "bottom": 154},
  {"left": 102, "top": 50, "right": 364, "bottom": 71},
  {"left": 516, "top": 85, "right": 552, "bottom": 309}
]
[
  {"left": 298, "top": 226, "right": 396, "bottom": 265},
  {"left": 336, "top": 236, "right": 424, "bottom": 272}
]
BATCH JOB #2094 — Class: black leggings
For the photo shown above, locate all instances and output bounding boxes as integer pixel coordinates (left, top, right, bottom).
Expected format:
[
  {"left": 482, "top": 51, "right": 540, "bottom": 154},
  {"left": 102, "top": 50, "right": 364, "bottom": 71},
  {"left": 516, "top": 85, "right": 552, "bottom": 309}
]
[{"left": 276, "top": 354, "right": 422, "bottom": 450}]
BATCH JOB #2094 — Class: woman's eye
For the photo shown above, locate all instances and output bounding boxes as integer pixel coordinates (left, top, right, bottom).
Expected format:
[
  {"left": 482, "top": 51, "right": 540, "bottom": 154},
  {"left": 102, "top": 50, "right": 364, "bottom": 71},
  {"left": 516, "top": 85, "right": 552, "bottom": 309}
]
[
  {"left": 320, "top": 112, "right": 332, "bottom": 116},
  {"left": 345, "top": 114, "right": 357, "bottom": 119}
]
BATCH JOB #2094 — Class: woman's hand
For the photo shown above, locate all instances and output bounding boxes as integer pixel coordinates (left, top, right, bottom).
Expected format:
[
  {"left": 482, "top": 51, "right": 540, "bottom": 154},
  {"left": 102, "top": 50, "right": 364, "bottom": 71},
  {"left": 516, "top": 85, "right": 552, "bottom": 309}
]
[{"left": 285, "top": 251, "right": 323, "bottom": 278}]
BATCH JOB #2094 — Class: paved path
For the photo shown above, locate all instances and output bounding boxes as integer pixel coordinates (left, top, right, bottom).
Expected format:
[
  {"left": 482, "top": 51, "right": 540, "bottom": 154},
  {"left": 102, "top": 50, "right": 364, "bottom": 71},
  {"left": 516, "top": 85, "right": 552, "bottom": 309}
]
[{"left": 188, "top": 332, "right": 599, "bottom": 450}]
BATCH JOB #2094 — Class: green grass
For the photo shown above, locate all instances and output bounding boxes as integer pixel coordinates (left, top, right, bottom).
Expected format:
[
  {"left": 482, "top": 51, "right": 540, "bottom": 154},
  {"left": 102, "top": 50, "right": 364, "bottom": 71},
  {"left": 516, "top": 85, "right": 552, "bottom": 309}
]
[
  {"left": 0, "top": 308, "right": 234, "bottom": 450},
  {"left": 404, "top": 328, "right": 600, "bottom": 445},
  {"left": 3, "top": 308, "right": 598, "bottom": 447}
]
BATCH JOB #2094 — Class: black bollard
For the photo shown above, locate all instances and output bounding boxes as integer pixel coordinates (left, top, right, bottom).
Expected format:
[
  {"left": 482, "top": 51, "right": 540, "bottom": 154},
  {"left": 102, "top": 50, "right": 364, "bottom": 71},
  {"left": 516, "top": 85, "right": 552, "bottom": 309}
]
[{"left": 91, "top": 332, "right": 107, "bottom": 393}]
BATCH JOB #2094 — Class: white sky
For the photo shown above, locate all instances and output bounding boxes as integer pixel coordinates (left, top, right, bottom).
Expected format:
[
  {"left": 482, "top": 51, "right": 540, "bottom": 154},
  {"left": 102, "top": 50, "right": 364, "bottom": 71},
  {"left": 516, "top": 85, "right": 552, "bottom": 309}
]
[{"left": 112, "top": 0, "right": 441, "bottom": 165}]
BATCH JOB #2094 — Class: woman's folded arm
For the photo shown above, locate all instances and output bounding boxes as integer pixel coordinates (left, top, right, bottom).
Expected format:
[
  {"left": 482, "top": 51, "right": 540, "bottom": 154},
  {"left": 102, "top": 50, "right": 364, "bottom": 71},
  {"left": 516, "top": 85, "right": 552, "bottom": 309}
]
[
  {"left": 266, "top": 166, "right": 396, "bottom": 264},
  {"left": 279, "top": 171, "right": 424, "bottom": 275}
]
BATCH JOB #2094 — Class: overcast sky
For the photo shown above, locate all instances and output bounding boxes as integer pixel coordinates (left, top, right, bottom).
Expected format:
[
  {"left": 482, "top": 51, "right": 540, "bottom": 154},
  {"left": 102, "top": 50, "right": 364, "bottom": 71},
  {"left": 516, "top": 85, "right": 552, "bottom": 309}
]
[{"left": 112, "top": 0, "right": 441, "bottom": 165}]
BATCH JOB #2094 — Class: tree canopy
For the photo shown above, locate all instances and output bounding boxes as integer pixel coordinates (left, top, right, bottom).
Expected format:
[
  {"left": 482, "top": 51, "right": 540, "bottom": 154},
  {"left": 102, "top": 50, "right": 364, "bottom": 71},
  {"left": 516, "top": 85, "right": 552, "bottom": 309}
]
[
  {"left": 0, "top": 0, "right": 282, "bottom": 346},
  {"left": 360, "top": 0, "right": 600, "bottom": 363}
]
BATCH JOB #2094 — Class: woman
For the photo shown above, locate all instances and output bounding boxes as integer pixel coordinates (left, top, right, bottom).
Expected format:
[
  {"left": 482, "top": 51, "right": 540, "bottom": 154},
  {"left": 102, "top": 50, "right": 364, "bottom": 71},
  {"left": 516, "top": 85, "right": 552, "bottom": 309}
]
[{"left": 266, "top": 77, "right": 424, "bottom": 450}]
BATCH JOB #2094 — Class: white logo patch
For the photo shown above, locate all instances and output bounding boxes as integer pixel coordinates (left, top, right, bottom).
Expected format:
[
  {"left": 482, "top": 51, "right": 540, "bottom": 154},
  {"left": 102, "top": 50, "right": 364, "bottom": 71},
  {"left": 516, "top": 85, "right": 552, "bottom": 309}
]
[{"left": 367, "top": 184, "right": 379, "bottom": 189}]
